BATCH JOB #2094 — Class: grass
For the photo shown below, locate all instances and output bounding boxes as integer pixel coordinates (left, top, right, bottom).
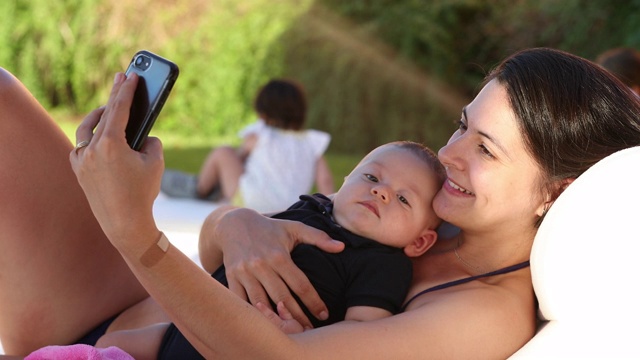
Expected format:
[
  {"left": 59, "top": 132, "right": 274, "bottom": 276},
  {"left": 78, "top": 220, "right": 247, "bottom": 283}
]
[{"left": 55, "top": 117, "right": 362, "bottom": 189}]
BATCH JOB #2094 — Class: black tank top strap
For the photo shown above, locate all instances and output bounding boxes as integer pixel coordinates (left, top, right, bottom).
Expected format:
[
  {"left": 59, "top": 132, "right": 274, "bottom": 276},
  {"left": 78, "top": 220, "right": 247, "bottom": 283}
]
[{"left": 401, "top": 260, "right": 530, "bottom": 312}]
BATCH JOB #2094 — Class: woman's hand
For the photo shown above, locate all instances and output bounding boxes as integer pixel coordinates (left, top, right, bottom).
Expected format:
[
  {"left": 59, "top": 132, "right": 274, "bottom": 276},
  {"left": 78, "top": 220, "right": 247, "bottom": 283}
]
[
  {"left": 210, "top": 207, "right": 345, "bottom": 329},
  {"left": 69, "top": 73, "right": 163, "bottom": 246}
]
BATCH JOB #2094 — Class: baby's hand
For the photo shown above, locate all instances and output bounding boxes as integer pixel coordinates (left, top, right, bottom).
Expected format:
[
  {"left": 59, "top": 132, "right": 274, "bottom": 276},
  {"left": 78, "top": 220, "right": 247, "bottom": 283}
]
[{"left": 256, "top": 301, "right": 306, "bottom": 334}]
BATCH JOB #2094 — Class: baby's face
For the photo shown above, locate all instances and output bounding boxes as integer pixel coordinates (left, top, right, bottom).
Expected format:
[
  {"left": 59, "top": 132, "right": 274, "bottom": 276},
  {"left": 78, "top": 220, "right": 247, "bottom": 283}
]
[{"left": 332, "top": 145, "right": 440, "bottom": 248}]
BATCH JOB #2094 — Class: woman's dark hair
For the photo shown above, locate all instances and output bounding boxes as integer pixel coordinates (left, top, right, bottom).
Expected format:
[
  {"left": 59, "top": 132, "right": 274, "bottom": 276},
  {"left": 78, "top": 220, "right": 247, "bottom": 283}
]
[
  {"left": 487, "top": 48, "right": 640, "bottom": 225},
  {"left": 254, "top": 79, "right": 307, "bottom": 130}
]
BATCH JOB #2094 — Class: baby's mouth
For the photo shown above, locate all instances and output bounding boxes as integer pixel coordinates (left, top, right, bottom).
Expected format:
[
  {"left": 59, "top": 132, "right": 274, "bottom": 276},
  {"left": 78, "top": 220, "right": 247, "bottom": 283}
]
[{"left": 359, "top": 201, "right": 380, "bottom": 217}]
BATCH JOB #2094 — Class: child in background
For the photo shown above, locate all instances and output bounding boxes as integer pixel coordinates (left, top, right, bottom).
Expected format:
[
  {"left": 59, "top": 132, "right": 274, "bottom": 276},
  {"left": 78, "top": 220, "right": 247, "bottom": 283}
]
[
  {"left": 161, "top": 79, "right": 334, "bottom": 213},
  {"left": 98, "top": 141, "right": 446, "bottom": 360}
]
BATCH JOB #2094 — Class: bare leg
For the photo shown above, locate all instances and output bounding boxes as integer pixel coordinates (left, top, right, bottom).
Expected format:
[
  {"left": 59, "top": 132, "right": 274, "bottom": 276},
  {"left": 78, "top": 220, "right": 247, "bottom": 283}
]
[
  {"left": 96, "top": 323, "right": 169, "bottom": 360},
  {"left": 107, "top": 297, "right": 170, "bottom": 332},
  {"left": 196, "top": 146, "right": 244, "bottom": 199},
  {"left": 0, "top": 69, "right": 148, "bottom": 355}
]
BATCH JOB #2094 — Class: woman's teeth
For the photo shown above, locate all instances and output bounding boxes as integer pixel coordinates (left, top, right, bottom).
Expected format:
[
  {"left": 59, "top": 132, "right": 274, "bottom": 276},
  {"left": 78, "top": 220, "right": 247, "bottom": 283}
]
[{"left": 448, "top": 179, "right": 474, "bottom": 195}]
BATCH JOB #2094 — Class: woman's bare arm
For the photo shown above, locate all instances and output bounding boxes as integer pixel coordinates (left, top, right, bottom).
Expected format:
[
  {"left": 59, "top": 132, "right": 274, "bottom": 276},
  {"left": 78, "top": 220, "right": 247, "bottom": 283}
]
[{"left": 197, "top": 205, "right": 236, "bottom": 273}]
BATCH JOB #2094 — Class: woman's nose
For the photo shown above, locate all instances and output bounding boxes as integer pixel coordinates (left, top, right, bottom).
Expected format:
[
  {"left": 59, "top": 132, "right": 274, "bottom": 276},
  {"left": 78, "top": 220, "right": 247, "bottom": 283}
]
[{"left": 438, "top": 133, "right": 464, "bottom": 170}]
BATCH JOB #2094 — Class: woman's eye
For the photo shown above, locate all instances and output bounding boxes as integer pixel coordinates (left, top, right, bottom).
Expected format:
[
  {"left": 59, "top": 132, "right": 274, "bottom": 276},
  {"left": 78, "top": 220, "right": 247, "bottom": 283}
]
[
  {"left": 398, "top": 195, "right": 409, "bottom": 205},
  {"left": 365, "top": 174, "right": 379, "bottom": 182},
  {"left": 457, "top": 120, "right": 468, "bottom": 132},
  {"left": 478, "top": 144, "right": 494, "bottom": 158}
]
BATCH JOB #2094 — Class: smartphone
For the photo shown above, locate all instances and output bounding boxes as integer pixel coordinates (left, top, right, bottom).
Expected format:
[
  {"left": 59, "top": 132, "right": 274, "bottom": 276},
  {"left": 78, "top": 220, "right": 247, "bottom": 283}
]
[{"left": 124, "top": 50, "right": 179, "bottom": 151}]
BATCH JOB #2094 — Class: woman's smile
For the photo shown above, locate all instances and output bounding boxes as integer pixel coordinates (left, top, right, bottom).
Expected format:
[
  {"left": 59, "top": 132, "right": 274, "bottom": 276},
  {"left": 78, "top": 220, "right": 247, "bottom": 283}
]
[{"left": 443, "top": 178, "right": 475, "bottom": 196}]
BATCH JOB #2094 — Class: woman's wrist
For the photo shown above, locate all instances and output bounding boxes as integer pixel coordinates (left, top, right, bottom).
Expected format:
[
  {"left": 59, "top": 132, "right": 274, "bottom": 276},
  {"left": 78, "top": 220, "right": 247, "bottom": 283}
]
[
  {"left": 140, "top": 231, "right": 170, "bottom": 267},
  {"left": 103, "top": 215, "right": 162, "bottom": 254}
]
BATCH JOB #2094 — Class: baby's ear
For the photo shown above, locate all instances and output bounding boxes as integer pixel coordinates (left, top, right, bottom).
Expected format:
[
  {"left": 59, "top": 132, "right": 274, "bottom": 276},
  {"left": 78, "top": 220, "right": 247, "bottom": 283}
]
[{"left": 403, "top": 229, "right": 438, "bottom": 257}]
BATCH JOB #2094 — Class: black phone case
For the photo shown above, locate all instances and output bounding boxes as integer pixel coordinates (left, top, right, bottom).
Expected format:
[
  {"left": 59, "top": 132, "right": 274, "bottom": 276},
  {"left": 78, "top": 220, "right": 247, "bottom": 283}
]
[{"left": 124, "top": 50, "right": 179, "bottom": 151}]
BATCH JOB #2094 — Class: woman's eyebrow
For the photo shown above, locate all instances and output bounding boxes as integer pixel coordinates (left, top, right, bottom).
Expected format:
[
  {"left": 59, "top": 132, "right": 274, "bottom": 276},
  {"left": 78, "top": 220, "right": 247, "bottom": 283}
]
[
  {"left": 480, "top": 130, "right": 507, "bottom": 152},
  {"left": 465, "top": 107, "right": 510, "bottom": 158}
]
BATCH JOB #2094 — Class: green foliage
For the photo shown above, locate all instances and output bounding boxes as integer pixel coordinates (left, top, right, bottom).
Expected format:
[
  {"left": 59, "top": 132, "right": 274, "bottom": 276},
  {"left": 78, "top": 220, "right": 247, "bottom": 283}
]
[
  {"left": 1, "top": 0, "right": 639, "bottom": 154},
  {"left": 320, "top": 0, "right": 640, "bottom": 95},
  {"left": 0, "top": 0, "right": 125, "bottom": 111},
  {"left": 271, "top": 5, "right": 463, "bottom": 152},
  {"left": 0, "top": 0, "right": 309, "bottom": 139},
  {"left": 163, "top": 0, "right": 305, "bottom": 139}
]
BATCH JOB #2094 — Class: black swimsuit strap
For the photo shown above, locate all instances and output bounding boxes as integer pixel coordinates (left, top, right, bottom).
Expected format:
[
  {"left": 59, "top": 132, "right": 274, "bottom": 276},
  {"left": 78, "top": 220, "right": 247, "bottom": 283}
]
[{"left": 401, "top": 260, "right": 530, "bottom": 312}]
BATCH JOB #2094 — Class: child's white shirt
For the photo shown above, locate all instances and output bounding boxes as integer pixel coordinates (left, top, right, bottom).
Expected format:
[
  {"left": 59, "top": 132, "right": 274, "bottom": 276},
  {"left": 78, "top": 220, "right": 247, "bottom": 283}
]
[{"left": 238, "top": 120, "right": 331, "bottom": 213}]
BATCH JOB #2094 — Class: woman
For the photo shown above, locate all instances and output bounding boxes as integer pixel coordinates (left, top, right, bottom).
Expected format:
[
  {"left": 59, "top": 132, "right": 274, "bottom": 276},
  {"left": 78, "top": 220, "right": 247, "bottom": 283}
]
[{"left": 1, "top": 48, "right": 639, "bottom": 358}]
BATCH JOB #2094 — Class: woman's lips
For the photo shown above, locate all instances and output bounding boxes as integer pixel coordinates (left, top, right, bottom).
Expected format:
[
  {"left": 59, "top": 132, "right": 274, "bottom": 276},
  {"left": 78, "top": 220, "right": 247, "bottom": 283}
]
[{"left": 444, "top": 178, "right": 475, "bottom": 196}]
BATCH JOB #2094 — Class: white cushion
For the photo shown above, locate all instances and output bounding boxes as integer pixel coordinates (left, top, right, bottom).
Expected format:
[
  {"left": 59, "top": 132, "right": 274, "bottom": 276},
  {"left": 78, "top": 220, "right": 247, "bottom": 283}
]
[{"left": 510, "top": 146, "right": 640, "bottom": 359}]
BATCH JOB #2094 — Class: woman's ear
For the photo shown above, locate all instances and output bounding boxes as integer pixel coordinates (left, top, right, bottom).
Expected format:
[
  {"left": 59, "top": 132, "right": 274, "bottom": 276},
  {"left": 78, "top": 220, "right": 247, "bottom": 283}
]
[
  {"left": 535, "top": 178, "right": 576, "bottom": 217},
  {"left": 404, "top": 229, "right": 438, "bottom": 257}
]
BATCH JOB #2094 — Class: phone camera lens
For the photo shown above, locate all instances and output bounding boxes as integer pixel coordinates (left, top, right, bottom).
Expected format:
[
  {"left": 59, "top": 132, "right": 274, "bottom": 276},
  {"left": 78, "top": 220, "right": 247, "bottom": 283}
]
[{"left": 133, "top": 54, "right": 151, "bottom": 70}]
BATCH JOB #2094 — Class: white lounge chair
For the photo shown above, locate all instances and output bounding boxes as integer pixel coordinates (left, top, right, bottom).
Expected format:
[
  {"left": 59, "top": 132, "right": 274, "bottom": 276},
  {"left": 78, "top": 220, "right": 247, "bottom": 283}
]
[{"left": 510, "top": 146, "right": 640, "bottom": 359}]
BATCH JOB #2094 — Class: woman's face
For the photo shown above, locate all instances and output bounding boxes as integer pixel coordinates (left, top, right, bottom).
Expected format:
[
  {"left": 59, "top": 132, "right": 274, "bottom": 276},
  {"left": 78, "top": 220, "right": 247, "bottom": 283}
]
[{"left": 433, "top": 80, "right": 546, "bottom": 234}]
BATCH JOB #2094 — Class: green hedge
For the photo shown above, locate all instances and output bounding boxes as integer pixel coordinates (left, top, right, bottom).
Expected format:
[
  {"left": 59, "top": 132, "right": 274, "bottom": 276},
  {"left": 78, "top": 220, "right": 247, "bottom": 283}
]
[
  {"left": 0, "top": 0, "right": 306, "bottom": 141},
  {"left": 1, "top": 0, "right": 639, "bottom": 154}
]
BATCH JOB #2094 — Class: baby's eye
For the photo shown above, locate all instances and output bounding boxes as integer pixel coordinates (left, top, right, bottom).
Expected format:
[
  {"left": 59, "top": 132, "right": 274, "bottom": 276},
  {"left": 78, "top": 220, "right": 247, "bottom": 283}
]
[
  {"left": 398, "top": 195, "right": 409, "bottom": 205},
  {"left": 365, "top": 174, "right": 379, "bottom": 182}
]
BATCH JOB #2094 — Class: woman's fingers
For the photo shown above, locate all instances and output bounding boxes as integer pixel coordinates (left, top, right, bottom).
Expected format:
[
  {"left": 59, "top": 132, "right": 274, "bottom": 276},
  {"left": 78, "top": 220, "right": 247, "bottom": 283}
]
[
  {"left": 226, "top": 271, "right": 255, "bottom": 303},
  {"left": 256, "top": 302, "right": 305, "bottom": 334},
  {"left": 226, "top": 254, "right": 316, "bottom": 329},
  {"left": 276, "top": 221, "right": 343, "bottom": 321},
  {"left": 72, "top": 106, "right": 104, "bottom": 155},
  {"left": 91, "top": 73, "right": 125, "bottom": 142},
  {"left": 255, "top": 302, "right": 283, "bottom": 327},
  {"left": 288, "top": 220, "right": 345, "bottom": 253},
  {"left": 72, "top": 72, "right": 135, "bottom": 153},
  {"left": 100, "top": 72, "right": 138, "bottom": 142},
  {"left": 263, "top": 265, "right": 318, "bottom": 328},
  {"left": 270, "top": 261, "right": 328, "bottom": 323}
]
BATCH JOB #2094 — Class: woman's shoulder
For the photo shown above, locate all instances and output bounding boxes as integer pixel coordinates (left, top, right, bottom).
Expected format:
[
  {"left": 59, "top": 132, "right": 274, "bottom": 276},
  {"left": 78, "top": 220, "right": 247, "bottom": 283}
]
[
  {"left": 404, "top": 271, "right": 536, "bottom": 357},
  {"left": 409, "top": 260, "right": 533, "bottom": 308}
]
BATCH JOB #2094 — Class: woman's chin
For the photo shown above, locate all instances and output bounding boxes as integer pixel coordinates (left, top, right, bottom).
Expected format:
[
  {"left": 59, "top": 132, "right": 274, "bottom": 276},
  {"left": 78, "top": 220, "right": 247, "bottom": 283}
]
[{"left": 433, "top": 192, "right": 459, "bottom": 222}]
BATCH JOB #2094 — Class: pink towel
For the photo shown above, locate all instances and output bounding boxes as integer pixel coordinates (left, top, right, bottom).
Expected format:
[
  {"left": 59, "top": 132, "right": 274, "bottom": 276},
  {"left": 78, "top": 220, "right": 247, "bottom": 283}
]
[{"left": 25, "top": 344, "right": 134, "bottom": 360}]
